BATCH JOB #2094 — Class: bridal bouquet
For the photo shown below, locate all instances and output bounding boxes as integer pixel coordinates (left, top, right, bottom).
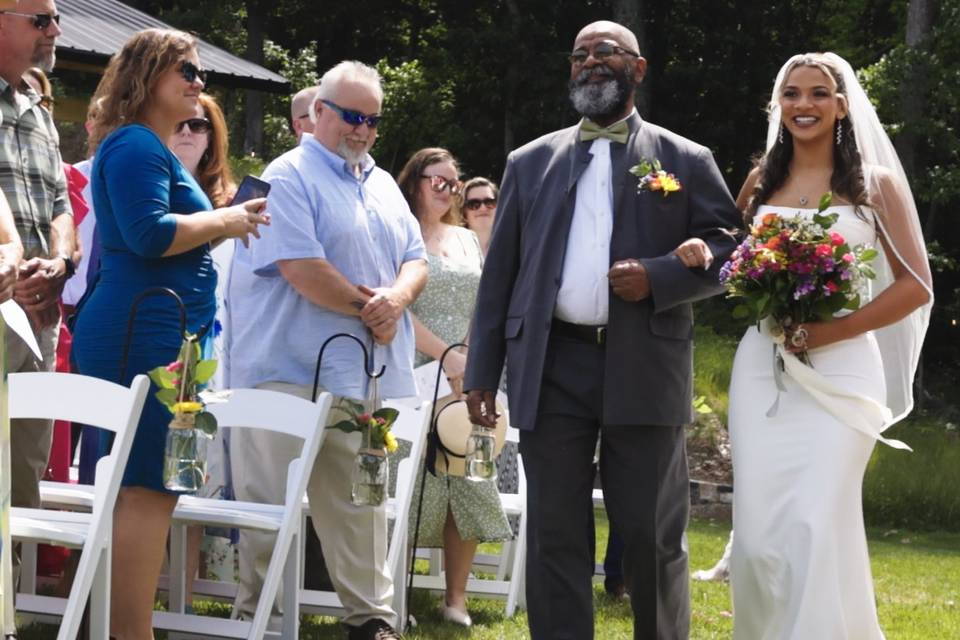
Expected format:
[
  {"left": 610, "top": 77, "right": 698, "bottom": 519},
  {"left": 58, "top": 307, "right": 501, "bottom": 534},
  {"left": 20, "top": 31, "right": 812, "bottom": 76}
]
[{"left": 719, "top": 193, "right": 878, "bottom": 347}]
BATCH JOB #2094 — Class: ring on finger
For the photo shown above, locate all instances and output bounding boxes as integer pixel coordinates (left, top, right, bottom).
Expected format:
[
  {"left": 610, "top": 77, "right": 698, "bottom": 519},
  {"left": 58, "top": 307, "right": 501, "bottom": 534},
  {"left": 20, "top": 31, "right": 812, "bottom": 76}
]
[
  {"left": 790, "top": 325, "right": 809, "bottom": 349},
  {"left": 35, "top": 293, "right": 41, "bottom": 302}
]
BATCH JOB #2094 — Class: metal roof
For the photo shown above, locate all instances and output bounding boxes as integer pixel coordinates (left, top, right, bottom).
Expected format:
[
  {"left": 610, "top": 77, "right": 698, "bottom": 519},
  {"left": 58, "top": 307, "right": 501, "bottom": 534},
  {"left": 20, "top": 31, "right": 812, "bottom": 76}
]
[{"left": 56, "top": 0, "right": 289, "bottom": 93}]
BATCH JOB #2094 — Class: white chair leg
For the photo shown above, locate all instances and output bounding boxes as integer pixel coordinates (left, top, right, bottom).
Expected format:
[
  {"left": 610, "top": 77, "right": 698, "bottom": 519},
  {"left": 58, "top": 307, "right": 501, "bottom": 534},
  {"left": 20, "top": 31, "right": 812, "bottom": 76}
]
[
  {"left": 88, "top": 546, "right": 111, "bottom": 640},
  {"left": 497, "top": 539, "right": 514, "bottom": 580},
  {"left": 429, "top": 548, "right": 443, "bottom": 576},
  {"left": 280, "top": 531, "right": 300, "bottom": 640},
  {"left": 168, "top": 523, "right": 188, "bottom": 614},
  {"left": 20, "top": 541, "right": 38, "bottom": 594}
]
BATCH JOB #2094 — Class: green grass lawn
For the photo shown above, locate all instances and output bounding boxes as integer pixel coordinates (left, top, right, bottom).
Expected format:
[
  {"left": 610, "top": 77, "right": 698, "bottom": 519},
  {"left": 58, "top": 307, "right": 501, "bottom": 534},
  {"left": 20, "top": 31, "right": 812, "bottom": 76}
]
[{"left": 17, "top": 513, "right": 960, "bottom": 638}]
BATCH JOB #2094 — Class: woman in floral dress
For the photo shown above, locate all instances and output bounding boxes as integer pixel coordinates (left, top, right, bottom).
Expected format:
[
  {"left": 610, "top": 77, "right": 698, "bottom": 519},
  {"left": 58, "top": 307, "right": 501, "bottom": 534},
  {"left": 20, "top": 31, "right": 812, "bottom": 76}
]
[{"left": 397, "top": 149, "right": 512, "bottom": 627}]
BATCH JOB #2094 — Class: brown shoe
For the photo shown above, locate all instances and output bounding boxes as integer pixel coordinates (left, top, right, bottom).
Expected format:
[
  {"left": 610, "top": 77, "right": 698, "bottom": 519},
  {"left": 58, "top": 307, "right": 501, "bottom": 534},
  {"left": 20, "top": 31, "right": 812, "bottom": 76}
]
[{"left": 346, "top": 618, "right": 403, "bottom": 640}]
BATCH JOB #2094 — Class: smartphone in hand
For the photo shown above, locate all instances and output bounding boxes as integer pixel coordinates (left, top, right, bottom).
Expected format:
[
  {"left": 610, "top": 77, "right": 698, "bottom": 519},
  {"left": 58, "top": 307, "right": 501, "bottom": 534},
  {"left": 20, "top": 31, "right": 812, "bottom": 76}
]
[{"left": 230, "top": 175, "right": 271, "bottom": 206}]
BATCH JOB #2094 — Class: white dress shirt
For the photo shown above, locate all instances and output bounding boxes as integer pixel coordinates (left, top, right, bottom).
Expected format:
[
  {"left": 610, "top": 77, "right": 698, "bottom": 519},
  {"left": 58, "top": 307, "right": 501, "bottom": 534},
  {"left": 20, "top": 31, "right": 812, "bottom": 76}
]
[{"left": 554, "top": 137, "right": 614, "bottom": 325}]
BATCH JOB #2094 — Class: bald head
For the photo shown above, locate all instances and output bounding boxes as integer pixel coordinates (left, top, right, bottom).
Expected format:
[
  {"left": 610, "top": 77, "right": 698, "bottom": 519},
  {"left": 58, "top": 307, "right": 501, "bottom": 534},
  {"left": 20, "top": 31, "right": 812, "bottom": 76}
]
[
  {"left": 574, "top": 21, "right": 640, "bottom": 55},
  {"left": 290, "top": 85, "right": 319, "bottom": 138}
]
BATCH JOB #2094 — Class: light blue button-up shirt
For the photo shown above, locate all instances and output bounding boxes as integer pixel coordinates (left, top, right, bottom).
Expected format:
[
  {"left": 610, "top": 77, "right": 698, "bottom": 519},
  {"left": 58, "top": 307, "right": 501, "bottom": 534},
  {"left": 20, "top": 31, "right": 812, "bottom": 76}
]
[{"left": 227, "top": 136, "right": 426, "bottom": 400}]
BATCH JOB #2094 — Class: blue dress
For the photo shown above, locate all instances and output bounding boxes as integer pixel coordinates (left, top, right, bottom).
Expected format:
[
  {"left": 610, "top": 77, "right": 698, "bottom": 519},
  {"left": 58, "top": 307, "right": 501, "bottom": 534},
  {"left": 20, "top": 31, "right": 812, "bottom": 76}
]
[{"left": 72, "top": 124, "right": 216, "bottom": 492}]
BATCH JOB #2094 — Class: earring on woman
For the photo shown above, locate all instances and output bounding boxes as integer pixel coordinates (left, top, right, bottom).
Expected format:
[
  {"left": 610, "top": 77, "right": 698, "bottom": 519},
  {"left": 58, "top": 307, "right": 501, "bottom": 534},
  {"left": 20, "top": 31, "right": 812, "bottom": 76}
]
[
  {"left": 836, "top": 119, "right": 843, "bottom": 145},
  {"left": 778, "top": 123, "right": 784, "bottom": 145}
]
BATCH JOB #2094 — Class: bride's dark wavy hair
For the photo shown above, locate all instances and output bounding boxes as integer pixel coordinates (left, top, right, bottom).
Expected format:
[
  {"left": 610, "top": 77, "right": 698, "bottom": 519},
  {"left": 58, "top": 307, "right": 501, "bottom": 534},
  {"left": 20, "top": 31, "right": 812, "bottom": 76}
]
[{"left": 745, "top": 53, "right": 869, "bottom": 224}]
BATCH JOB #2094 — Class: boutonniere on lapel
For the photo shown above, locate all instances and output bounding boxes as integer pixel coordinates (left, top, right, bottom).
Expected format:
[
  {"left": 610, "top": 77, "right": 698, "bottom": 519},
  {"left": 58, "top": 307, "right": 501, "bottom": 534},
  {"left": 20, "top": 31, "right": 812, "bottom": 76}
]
[{"left": 628, "top": 159, "right": 683, "bottom": 197}]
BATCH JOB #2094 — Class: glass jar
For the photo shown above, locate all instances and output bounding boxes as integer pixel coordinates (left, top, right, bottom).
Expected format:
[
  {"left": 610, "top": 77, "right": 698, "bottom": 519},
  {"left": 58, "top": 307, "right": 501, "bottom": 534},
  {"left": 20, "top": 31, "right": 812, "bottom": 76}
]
[
  {"left": 351, "top": 447, "right": 389, "bottom": 506},
  {"left": 464, "top": 424, "right": 497, "bottom": 482},
  {"left": 163, "top": 413, "right": 208, "bottom": 492}
]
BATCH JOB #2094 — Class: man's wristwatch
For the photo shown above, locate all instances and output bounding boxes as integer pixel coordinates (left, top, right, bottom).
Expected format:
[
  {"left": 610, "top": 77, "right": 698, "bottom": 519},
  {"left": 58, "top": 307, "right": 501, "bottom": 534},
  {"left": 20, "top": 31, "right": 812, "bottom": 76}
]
[{"left": 59, "top": 255, "right": 76, "bottom": 278}]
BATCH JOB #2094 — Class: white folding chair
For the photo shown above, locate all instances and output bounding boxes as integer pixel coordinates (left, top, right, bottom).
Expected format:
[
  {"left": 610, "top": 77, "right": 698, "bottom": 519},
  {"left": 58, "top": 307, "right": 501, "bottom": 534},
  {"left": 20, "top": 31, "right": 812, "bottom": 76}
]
[
  {"left": 411, "top": 420, "right": 528, "bottom": 617},
  {"left": 10, "top": 372, "right": 150, "bottom": 640},
  {"left": 299, "top": 399, "right": 432, "bottom": 631},
  {"left": 156, "top": 388, "right": 333, "bottom": 639}
]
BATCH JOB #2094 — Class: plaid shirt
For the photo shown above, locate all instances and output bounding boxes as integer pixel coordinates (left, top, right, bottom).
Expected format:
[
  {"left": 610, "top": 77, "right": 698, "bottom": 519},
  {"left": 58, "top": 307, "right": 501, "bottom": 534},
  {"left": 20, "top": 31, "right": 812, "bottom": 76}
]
[{"left": 0, "top": 76, "right": 71, "bottom": 259}]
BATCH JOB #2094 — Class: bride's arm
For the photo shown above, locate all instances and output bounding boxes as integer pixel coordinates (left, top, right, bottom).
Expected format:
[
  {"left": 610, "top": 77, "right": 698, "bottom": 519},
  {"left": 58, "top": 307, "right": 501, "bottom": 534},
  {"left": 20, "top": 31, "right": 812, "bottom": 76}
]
[
  {"left": 788, "top": 170, "right": 931, "bottom": 352},
  {"left": 674, "top": 168, "right": 757, "bottom": 269}
]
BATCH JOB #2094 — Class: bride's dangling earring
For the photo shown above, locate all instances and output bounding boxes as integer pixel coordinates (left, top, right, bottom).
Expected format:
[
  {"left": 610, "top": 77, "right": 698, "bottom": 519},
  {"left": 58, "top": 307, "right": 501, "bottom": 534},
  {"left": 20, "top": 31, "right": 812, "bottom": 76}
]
[
  {"left": 778, "top": 123, "right": 784, "bottom": 145},
  {"left": 836, "top": 119, "right": 843, "bottom": 145}
]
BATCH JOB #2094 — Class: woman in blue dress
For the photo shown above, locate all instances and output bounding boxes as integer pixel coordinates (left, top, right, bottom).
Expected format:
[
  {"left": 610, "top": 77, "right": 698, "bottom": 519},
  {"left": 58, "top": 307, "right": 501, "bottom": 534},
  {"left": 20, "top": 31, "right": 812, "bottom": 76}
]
[{"left": 71, "top": 29, "right": 268, "bottom": 639}]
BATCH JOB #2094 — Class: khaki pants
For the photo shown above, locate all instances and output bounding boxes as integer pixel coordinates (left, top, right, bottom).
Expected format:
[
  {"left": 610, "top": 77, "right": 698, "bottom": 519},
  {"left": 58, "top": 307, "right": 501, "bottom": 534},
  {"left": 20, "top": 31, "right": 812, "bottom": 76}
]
[
  {"left": 231, "top": 382, "right": 396, "bottom": 628},
  {"left": 6, "top": 321, "right": 60, "bottom": 585}
]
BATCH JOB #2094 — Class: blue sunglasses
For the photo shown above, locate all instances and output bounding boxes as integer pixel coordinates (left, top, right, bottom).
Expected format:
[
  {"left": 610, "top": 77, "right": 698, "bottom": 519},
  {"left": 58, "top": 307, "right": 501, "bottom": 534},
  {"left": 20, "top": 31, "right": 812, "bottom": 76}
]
[{"left": 321, "top": 99, "right": 382, "bottom": 129}]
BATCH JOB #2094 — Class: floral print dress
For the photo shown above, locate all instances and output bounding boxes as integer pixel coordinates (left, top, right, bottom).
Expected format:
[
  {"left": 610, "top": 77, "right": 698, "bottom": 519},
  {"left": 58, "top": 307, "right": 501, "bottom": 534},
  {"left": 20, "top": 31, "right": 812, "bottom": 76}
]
[{"left": 408, "top": 225, "right": 512, "bottom": 546}]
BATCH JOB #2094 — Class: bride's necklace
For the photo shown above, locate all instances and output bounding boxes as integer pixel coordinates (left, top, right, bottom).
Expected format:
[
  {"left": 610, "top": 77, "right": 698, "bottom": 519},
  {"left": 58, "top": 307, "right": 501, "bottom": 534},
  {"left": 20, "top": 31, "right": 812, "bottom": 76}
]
[{"left": 799, "top": 195, "right": 809, "bottom": 206}]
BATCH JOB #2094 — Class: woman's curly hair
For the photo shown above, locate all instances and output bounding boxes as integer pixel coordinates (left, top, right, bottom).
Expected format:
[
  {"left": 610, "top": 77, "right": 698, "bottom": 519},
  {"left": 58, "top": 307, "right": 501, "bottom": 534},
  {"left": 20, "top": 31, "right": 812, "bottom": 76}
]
[{"left": 87, "top": 28, "right": 197, "bottom": 155}]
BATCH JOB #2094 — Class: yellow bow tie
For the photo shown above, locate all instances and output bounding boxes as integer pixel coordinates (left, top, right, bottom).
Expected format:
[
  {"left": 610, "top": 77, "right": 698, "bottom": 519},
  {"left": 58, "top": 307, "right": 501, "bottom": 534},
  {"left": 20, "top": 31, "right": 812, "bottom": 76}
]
[{"left": 579, "top": 119, "right": 629, "bottom": 144}]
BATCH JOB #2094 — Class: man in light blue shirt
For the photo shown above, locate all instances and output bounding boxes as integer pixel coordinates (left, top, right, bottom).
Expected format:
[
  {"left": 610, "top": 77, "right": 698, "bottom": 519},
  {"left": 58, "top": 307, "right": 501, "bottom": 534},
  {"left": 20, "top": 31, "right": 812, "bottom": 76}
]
[{"left": 228, "top": 61, "right": 426, "bottom": 640}]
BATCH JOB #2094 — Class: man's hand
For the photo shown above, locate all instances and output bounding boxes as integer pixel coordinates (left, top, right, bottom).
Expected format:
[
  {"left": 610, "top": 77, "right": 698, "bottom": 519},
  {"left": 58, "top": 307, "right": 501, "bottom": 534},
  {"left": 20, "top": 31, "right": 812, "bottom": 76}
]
[
  {"left": 358, "top": 284, "right": 407, "bottom": 337},
  {"left": 608, "top": 259, "right": 650, "bottom": 302},
  {"left": 371, "top": 323, "right": 398, "bottom": 346},
  {"left": 0, "top": 261, "right": 18, "bottom": 303},
  {"left": 466, "top": 389, "right": 499, "bottom": 429},
  {"left": 14, "top": 258, "right": 67, "bottom": 327}
]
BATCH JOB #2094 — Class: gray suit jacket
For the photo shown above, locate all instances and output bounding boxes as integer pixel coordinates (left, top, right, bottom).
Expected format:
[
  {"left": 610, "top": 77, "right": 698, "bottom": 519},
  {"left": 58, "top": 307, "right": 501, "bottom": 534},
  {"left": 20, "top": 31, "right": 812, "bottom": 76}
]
[{"left": 464, "top": 112, "right": 742, "bottom": 430}]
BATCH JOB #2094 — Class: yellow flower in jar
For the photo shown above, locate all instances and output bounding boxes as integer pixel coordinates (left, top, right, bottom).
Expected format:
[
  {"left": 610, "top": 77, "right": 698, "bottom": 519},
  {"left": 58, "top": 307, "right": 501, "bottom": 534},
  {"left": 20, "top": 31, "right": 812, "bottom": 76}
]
[
  {"left": 172, "top": 401, "right": 203, "bottom": 414},
  {"left": 384, "top": 431, "right": 399, "bottom": 453}
]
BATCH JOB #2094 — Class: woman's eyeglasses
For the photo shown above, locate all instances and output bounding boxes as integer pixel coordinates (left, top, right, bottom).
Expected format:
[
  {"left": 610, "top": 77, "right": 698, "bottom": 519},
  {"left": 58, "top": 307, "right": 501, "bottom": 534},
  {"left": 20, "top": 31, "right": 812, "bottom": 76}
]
[
  {"left": 464, "top": 197, "right": 497, "bottom": 211},
  {"left": 179, "top": 61, "right": 208, "bottom": 85},
  {"left": 321, "top": 99, "right": 382, "bottom": 129},
  {"left": 0, "top": 11, "right": 60, "bottom": 30},
  {"left": 421, "top": 175, "right": 461, "bottom": 195},
  {"left": 176, "top": 118, "right": 212, "bottom": 134}
]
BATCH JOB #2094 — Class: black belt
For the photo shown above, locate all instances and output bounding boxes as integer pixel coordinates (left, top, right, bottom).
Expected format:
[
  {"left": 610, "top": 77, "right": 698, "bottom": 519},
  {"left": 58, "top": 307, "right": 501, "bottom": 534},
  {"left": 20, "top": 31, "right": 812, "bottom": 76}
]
[{"left": 551, "top": 319, "right": 607, "bottom": 345}]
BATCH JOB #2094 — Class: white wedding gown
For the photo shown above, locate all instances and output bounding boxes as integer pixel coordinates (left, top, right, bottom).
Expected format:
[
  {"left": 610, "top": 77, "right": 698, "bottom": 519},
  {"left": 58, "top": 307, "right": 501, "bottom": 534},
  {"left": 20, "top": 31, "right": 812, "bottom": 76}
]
[{"left": 728, "top": 205, "right": 886, "bottom": 640}]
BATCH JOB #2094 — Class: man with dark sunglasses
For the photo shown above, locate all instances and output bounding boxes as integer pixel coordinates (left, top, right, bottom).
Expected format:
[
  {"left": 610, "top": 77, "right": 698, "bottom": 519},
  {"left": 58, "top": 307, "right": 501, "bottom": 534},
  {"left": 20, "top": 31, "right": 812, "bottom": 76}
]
[
  {"left": 465, "top": 20, "right": 742, "bottom": 640},
  {"left": 228, "top": 61, "right": 425, "bottom": 640},
  {"left": 0, "top": 0, "right": 77, "bottom": 589}
]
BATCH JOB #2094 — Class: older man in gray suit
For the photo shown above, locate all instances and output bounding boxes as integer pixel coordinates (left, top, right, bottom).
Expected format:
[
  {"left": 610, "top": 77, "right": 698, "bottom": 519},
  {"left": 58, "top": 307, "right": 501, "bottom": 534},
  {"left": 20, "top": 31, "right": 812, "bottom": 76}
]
[{"left": 465, "top": 20, "right": 741, "bottom": 640}]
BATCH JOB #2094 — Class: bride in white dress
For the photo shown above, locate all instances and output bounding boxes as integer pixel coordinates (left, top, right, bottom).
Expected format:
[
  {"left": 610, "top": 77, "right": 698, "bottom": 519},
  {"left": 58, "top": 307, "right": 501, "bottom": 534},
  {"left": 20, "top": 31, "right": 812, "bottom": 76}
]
[{"left": 680, "top": 53, "right": 933, "bottom": 639}]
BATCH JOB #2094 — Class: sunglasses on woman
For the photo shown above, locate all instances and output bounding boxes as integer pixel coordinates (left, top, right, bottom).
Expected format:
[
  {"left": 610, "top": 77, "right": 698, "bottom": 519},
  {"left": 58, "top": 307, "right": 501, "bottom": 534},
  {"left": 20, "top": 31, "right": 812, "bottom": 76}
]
[
  {"left": 464, "top": 197, "right": 497, "bottom": 211},
  {"left": 421, "top": 175, "right": 462, "bottom": 195},
  {"left": 176, "top": 118, "right": 212, "bottom": 134},
  {"left": 179, "top": 61, "right": 208, "bottom": 85},
  {"left": 0, "top": 11, "right": 60, "bottom": 30}
]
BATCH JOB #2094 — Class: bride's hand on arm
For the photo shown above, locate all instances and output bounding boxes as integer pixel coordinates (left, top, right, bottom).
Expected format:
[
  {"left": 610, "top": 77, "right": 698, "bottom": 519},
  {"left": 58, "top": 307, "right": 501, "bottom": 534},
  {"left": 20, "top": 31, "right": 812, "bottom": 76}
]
[{"left": 674, "top": 238, "right": 713, "bottom": 269}]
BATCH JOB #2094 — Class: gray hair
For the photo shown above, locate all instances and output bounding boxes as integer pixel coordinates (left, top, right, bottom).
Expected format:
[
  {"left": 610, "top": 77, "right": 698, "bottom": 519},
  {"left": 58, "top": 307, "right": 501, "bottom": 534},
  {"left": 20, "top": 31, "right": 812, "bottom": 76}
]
[{"left": 309, "top": 61, "right": 383, "bottom": 124}]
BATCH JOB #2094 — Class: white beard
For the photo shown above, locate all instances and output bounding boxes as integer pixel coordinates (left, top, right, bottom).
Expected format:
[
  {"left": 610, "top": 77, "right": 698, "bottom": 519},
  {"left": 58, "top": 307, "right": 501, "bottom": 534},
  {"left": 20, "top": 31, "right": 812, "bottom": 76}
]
[{"left": 569, "top": 76, "right": 625, "bottom": 119}]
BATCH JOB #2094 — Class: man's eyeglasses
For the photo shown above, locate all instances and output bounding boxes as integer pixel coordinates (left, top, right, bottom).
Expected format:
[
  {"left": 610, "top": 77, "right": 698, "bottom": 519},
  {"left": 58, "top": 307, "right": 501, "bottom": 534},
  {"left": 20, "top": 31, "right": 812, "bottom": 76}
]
[
  {"left": 321, "top": 99, "right": 382, "bottom": 129},
  {"left": 0, "top": 11, "right": 60, "bottom": 30},
  {"left": 421, "top": 175, "right": 461, "bottom": 195},
  {"left": 39, "top": 95, "right": 55, "bottom": 110},
  {"left": 176, "top": 118, "right": 212, "bottom": 134},
  {"left": 178, "top": 61, "right": 208, "bottom": 85},
  {"left": 464, "top": 197, "right": 497, "bottom": 211},
  {"left": 569, "top": 42, "right": 640, "bottom": 66}
]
